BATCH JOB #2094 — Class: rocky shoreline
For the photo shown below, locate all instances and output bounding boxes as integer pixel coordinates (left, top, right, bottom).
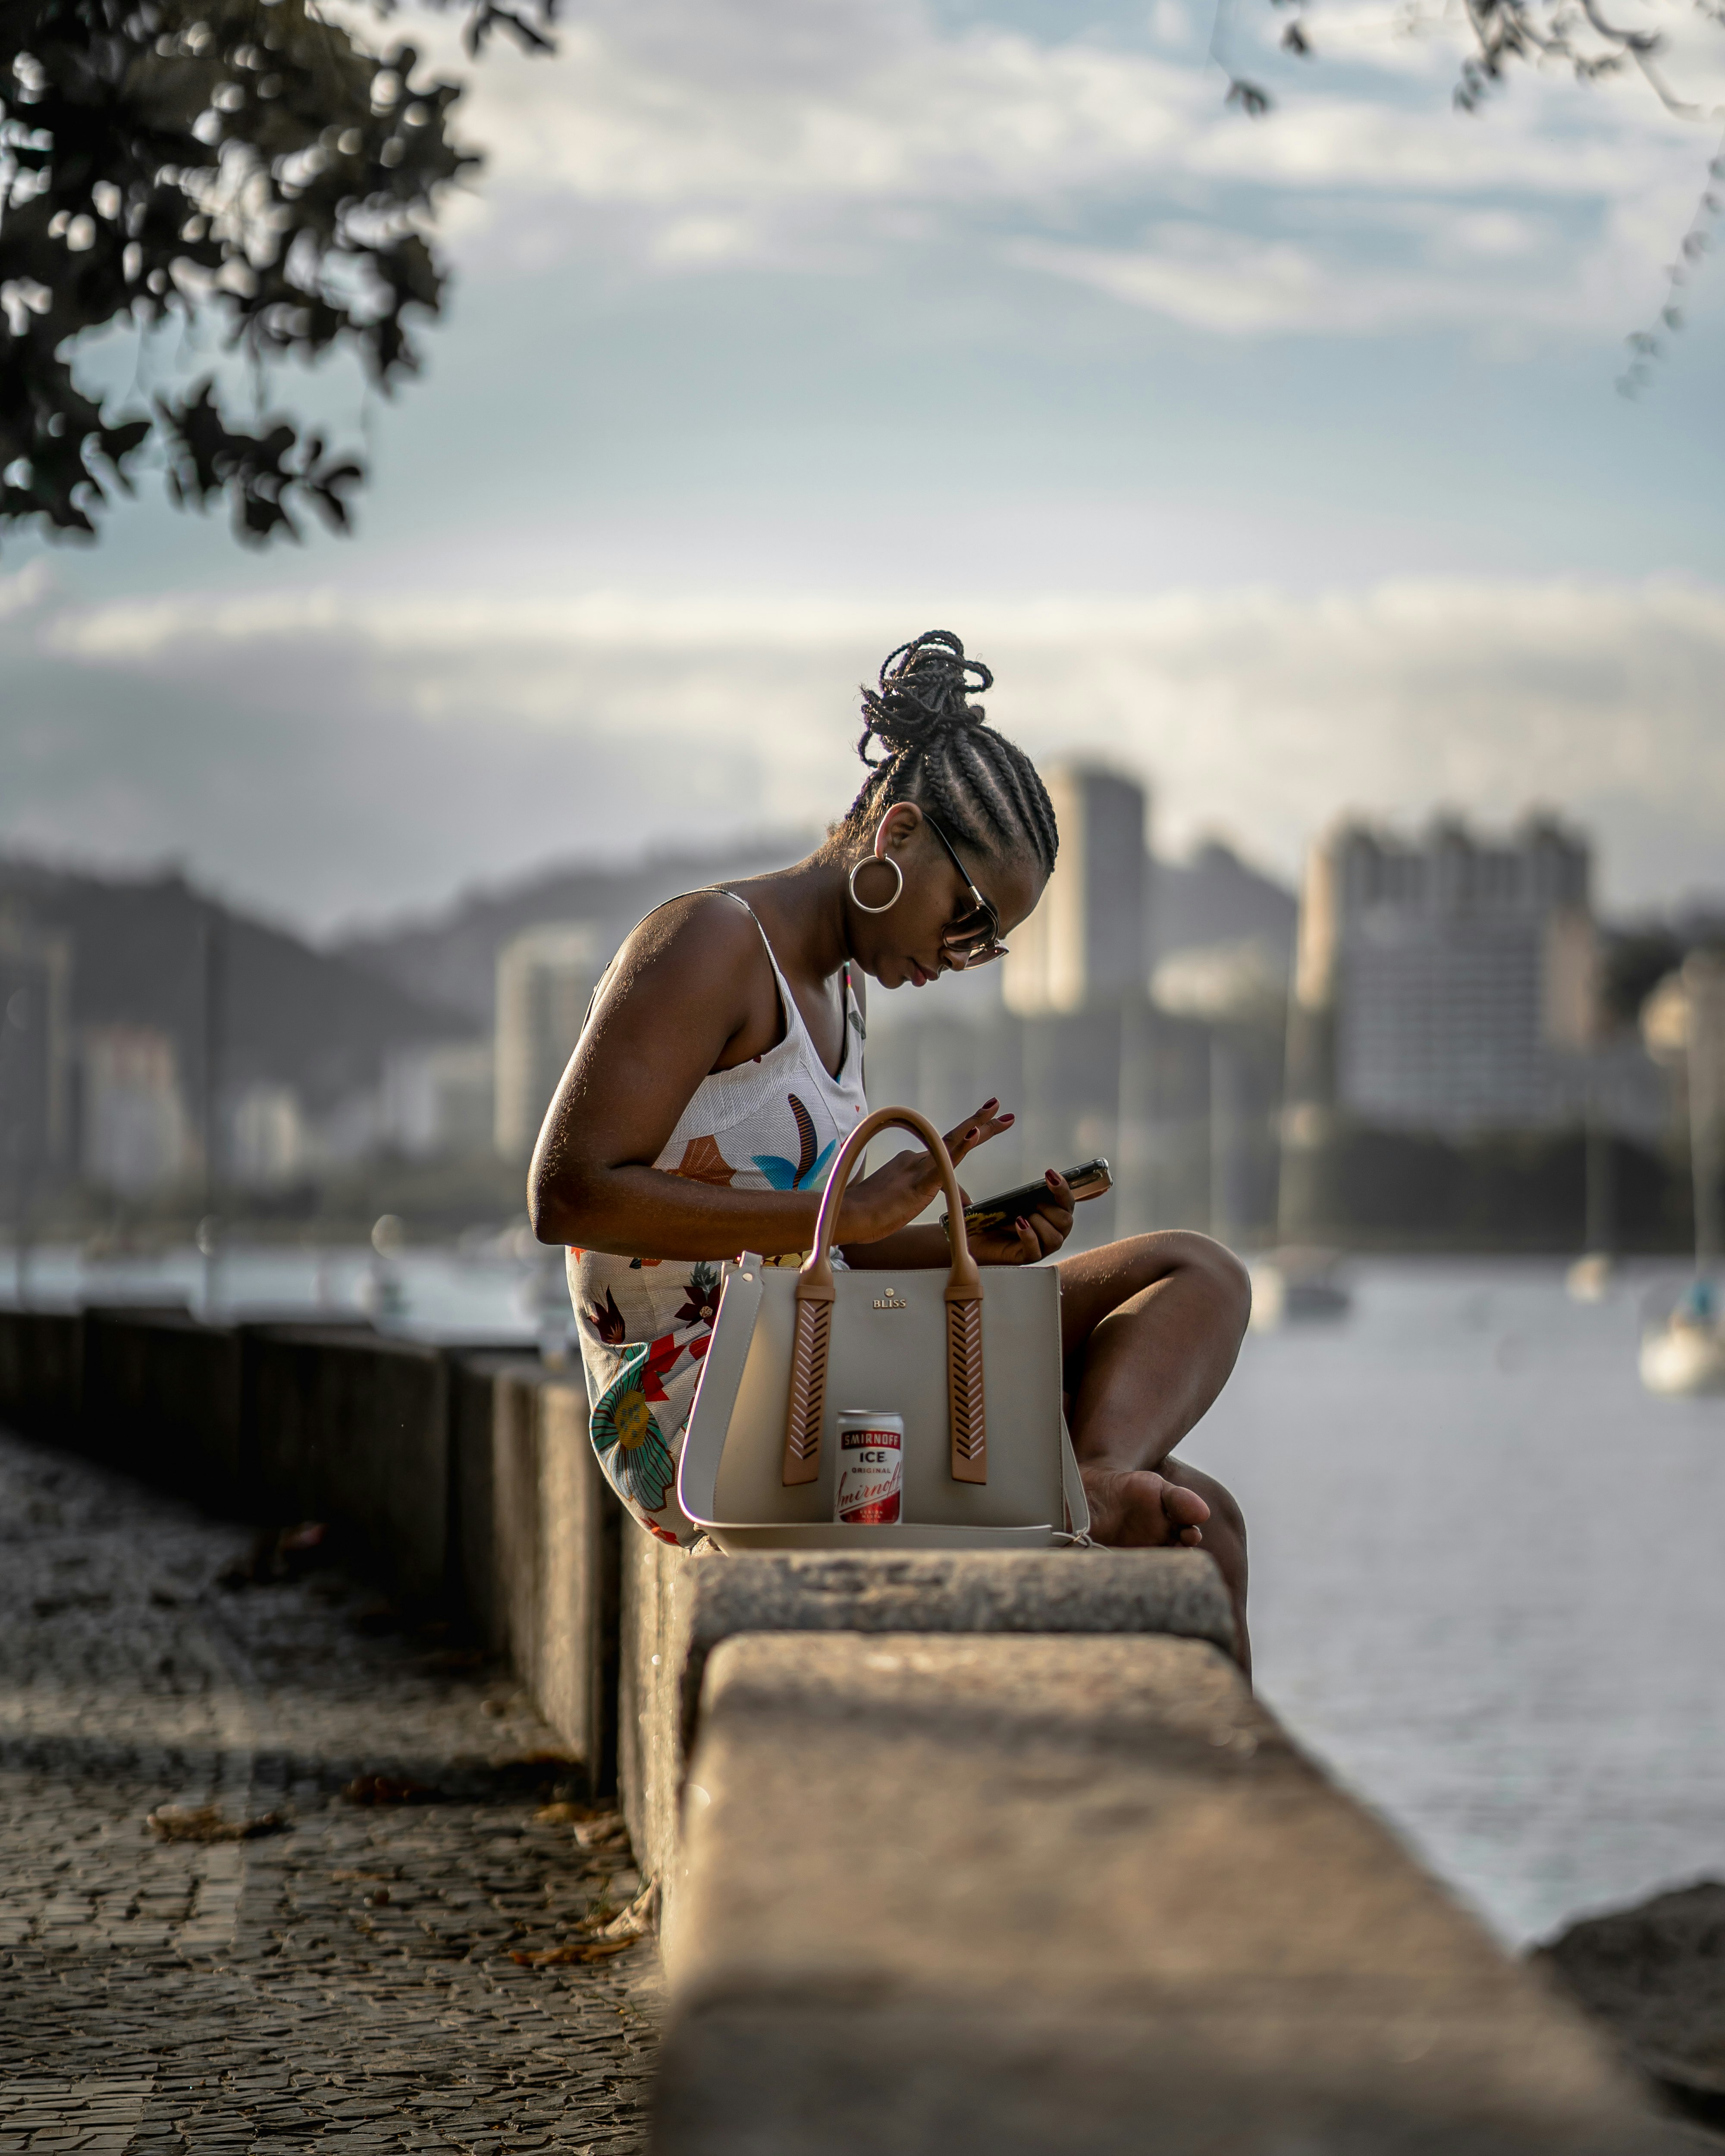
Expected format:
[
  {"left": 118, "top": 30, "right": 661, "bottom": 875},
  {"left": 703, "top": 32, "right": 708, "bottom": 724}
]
[{"left": 1537, "top": 1881, "right": 1725, "bottom": 2137}]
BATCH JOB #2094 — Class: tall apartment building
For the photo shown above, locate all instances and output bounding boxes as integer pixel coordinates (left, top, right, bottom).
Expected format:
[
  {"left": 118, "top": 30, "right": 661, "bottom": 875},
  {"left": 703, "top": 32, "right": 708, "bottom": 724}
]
[
  {"left": 494, "top": 924, "right": 603, "bottom": 1160},
  {"left": 1289, "top": 815, "right": 1596, "bottom": 1136},
  {"left": 383, "top": 1040, "right": 496, "bottom": 1161},
  {"left": 0, "top": 912, "right": 72, "bottom": 1180},
  {"left": 81, "top": 1025, "right": 194, "bottom": 1195},
  {"left": 1003, "top": 765, "right": 1148, "bottom": 1016},
  {"left": 229, "top": 1081, "right": 306, "bottom": 1190}
]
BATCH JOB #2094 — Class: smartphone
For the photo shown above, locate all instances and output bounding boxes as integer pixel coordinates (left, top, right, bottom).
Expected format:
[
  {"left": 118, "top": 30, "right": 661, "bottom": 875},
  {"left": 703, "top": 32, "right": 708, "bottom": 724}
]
[{"left": 941, "top": 1159, "right": 1112, "bottom": 1238}]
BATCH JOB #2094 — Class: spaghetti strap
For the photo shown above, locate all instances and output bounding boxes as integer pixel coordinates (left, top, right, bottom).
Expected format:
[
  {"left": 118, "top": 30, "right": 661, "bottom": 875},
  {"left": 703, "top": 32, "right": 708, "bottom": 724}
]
[
  {"left": 709, "top": 886, "right": 796, "bottom": 1058},
  {"left": 710, "top": 888, "right": 798, "bottom": 992},
  {"left": 711, "top": 886, "right": 858, "bottom": 1085}
]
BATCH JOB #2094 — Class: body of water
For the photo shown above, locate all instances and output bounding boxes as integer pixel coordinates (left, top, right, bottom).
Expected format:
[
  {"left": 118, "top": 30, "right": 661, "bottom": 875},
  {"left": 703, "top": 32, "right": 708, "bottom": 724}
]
[
  {"left": 4, "top": 1243, "right": 1719, "bottom": 1948},
  {"left": 3, "top": 1238, "right": 555, "bottom": 1345},
  {"left": 1193, "top": 1257, "right": 1725, "bottom": 1948}
]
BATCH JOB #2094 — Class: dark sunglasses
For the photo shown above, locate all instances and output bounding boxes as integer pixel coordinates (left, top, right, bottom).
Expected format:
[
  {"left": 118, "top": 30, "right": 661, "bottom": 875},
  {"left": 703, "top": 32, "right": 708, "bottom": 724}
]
[{"left": 925, "top": 816, "right": 1009, "bottom": 969}]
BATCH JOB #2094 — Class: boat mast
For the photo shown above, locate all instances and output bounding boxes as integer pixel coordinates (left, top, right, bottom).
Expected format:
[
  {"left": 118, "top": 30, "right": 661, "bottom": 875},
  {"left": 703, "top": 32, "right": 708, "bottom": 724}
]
[{"left": 1686, "top": 955, "right": 1724, "bottom": 1275}]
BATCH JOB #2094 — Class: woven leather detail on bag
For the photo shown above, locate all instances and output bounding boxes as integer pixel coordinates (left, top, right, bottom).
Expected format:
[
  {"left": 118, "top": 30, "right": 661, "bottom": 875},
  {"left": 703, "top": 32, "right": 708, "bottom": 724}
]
[
  {"left": 781, "top": 1296, "right": 831, "bottom": 1485},
  {"left": 947, "top": 1296, "right": 987, "bottom": 1483}
]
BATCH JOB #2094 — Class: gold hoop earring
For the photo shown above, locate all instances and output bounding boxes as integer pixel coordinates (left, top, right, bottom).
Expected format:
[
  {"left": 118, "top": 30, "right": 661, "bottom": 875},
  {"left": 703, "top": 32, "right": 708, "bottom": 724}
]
[{"left": 848, "top": 856, "right": 904, "bottom": 915}]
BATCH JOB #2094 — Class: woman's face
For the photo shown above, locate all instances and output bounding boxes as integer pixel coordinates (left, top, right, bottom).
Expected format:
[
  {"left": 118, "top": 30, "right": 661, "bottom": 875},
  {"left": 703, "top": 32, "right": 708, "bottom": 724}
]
[{"left": 846, "top": 802, "right": 1045, "bottom": 990}]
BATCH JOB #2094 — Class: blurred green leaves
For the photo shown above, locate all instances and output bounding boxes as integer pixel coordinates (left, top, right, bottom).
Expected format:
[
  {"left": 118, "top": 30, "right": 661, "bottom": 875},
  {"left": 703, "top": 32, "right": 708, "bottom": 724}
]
[{"left": 1, "top": 0, "right": 552, "bottom": 546}]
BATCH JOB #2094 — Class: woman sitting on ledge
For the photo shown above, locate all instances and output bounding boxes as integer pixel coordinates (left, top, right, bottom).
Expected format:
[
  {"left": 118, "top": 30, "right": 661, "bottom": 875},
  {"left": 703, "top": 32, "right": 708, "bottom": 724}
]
[{"left": 529, "top": 632, "right": 1253, "bottom": 1666}]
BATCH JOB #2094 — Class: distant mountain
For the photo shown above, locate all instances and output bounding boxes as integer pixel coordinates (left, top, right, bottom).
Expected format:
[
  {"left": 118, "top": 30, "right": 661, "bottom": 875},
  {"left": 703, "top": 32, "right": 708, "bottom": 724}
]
[
  {"left": 336, "top": 833, "right": 818, "bottom": 1026},
  {"left": 338, "top": 830, "right": 1299, "bottom": 1027},
  {"left": 0, "top": 859, "right": 467, "bottom": 1112},
  {"left": 0, "top": 833, "right": 1294, "bottom": 1131},
  {"left": 1151, "top": 841, "right": 1297, "bottom": 965}
]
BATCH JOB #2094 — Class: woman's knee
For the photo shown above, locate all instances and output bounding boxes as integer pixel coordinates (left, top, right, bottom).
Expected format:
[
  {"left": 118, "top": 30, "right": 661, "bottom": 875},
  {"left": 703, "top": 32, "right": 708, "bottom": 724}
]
[{"left": 1067, "top": 1229, "right": 1251, "bottom": 1312}]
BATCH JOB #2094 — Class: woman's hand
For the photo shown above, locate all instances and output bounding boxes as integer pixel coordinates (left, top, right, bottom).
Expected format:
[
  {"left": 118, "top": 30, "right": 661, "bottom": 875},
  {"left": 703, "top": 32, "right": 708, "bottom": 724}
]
[
  {"left": 964, "top": 1169, "right": 1074, "bottom": 1266},
  {"left": 834, "top": 1098, "right": 1014, "bottom": 1247}
]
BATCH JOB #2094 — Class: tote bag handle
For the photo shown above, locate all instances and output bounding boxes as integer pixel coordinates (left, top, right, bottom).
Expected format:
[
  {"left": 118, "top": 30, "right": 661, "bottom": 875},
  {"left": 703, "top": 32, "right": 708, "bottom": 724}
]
[{"left": 782, "top": 1106, "right": 986, "bottom": 1489}]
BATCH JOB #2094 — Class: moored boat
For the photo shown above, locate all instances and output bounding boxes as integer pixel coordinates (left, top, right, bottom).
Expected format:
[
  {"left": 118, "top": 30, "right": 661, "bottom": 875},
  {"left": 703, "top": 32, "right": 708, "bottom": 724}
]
[
  {"left": 1249, "top": 1246, "right": 1352, "bottom": 1332},
  {"left": 1640, "top": 1280, "right": 1725, "bottom": 1398}
]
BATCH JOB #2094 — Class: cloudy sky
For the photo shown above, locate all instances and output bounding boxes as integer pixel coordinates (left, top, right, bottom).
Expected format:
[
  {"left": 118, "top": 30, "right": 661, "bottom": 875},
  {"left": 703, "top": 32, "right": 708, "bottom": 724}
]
[{"left": 4, "top": 0, "right": 1722, "bottom": 932}]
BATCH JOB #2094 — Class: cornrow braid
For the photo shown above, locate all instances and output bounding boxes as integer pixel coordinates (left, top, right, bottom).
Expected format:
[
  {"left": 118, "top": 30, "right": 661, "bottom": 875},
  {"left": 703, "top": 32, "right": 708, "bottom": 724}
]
[{"left": 843, "top": 630, "right": 1059, "bottom": 875}]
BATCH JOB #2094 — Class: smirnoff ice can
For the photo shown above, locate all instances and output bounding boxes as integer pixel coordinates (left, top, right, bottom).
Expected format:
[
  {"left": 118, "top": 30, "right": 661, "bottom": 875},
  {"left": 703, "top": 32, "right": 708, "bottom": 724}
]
[{"left": 834, "top": 1410, "right": 904, "bottom": 1526}]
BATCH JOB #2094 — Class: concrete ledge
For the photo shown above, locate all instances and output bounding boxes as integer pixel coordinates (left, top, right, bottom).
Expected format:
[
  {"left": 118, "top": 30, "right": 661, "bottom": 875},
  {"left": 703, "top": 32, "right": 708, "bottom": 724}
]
[
  {"left": 0, "top": 1306, "right": 84, "bottom": 1440},
  {"left": 620, "top": 1541, "right": 1237, "bottom": 1900},
  {"left": 485, "top": 1362, "right": 621, "bottom": 1793},
  {"left": 619, "top": 1521, "right": 696, "bottom": 1885},
  {"left": 244, "top": 1325, "right": 451, "bottom": 1604},
  {"left": 82, "top": 1306, "right": 242, "bottom": 1502},
  {"left": 656, "top": 1631, "right": 1675, "bottom": 2155},
  {"left": 448, "top": 1351, "right": 536, "bottom": 1650},
  {"left": 670, "top": 1546, "right": 1235, "bottom": 1745}
]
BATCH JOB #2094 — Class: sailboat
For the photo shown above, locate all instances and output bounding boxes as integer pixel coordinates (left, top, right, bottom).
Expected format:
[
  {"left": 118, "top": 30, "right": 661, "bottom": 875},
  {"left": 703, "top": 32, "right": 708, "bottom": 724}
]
[
  {"left": 1640, "top": 1279, "right": 1725, "bottom": 1397},
  {"left": 1639, "top": 956, "right": 1725, "bottom": 1399},
  {"left": 1248, "top": 1245, "right": 1352, "bottom": 1331},
  {"left": 1565, "top": 1113, "right": 1616, "bottom": 1304}
]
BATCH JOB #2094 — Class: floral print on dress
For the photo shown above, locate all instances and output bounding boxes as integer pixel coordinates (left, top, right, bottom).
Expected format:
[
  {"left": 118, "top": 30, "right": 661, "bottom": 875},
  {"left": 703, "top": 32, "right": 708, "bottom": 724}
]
[
  {"left": 587, "top": 1286, "right": 626, "bottom": 1344},
  {"left": 673, "top": 1136, "right": 736, "bottom": 1187},
  {"left": 674, "top": 1263, "right": 722, "bottom": 1328},
  {"left": 753, "top": 1092, "right": 837, "bottom": 1191},
  {"left": 589, "top": 1343, "right": 678, "bottom": 1515}
]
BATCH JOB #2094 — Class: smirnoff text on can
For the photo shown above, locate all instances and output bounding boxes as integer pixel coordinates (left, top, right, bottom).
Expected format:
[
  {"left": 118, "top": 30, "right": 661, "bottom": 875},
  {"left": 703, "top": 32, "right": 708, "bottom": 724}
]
[{"left": 835, "top": 1410, "right": 903, "bottom": 1526}]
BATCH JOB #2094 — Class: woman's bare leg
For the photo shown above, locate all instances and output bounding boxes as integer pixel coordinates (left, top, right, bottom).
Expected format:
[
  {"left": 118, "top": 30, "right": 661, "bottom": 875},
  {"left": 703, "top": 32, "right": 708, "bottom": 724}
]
[
  {"left": 1161, "top": 1456, "right": 1250, "bottom": 1678},
  {"left": 1058, "top": 1232, "right": 1252, "bottom": 1667}
]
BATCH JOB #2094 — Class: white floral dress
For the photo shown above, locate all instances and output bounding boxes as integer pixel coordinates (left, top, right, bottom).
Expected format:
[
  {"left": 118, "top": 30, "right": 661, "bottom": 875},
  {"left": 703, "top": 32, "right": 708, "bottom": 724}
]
[{"left": 568, "top": 893, "right": 869, "bottom": 1545}]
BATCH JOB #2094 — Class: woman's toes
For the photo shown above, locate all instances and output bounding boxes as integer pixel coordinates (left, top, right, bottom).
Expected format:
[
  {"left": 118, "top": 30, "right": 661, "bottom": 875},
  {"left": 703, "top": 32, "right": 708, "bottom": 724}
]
[
  {"left": 1163, "top": 1480, "right": 1211, "bottom": 1546},
  {"left": 1084, "top": 1467, "right": 1210, "bottom": 1548}
]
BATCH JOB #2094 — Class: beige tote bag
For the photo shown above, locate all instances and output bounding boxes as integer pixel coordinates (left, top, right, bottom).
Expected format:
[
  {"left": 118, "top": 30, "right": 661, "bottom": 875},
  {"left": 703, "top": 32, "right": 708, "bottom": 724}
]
[{"left": 678, "top": 1106, "right": 1091, "bottom": 1551}]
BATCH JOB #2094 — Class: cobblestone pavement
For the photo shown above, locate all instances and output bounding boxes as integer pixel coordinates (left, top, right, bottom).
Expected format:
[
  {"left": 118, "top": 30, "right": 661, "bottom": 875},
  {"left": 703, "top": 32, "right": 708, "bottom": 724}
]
[{"left": 0, "top": 1426, "right": 660, "bottom": 2154}]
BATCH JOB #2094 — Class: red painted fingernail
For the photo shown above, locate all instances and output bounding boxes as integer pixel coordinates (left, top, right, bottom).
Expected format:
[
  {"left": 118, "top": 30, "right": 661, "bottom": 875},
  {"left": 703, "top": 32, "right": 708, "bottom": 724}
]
[{"left": 1000, "top": 1114, "right": 1015, "bottom": 1125}]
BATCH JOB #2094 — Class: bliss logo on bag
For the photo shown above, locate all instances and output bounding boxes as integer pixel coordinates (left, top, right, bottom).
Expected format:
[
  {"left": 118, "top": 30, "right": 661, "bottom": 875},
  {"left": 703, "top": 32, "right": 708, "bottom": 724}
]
[{"left": 835, "top": 1413, "right": 903, "bottom": 1525}]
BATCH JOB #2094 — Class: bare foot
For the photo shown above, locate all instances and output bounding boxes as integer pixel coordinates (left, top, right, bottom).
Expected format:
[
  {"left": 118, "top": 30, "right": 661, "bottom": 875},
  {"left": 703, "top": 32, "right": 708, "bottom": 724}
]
[{"left": 1080, "top": 1464, "right": 1210, "bottom": 1548}]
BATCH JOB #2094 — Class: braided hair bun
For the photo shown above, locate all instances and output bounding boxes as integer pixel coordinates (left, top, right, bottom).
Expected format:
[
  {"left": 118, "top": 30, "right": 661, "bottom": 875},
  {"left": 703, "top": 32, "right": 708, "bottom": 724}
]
[
  {"left": 857, "top": 630, "right": 994, "bottom": 768},
  {"left": 842, "top": 630, "right": 1058, "bottom": 875}
]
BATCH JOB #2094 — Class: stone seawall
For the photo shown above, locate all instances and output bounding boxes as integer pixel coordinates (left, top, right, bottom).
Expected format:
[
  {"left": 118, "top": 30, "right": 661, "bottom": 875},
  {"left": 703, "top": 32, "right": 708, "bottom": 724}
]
[{"left": 0, "top": 1302, "right": 1681, "bottom": 2153}]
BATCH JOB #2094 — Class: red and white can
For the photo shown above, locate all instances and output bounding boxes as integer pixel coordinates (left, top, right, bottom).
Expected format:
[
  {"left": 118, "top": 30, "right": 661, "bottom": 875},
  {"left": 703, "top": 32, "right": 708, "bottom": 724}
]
[{"left": 834, "top": 1410, "right": 904, "bottom": 1526}]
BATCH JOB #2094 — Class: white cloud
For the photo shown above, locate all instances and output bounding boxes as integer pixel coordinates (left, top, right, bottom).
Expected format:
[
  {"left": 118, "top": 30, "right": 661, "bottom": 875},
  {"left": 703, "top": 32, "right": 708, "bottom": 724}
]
[
  {"left": 409, "top": 0, "right": 1723, "bottom": 338},
  {"left": 8, "top": 570, "right": 1723, "bottom": 922},
  {"left": 0, "top": 561, "right": 54, "bottom": 620},
  {"left": 1010, "top": 227, "right": 1457, "bottom": 333}
]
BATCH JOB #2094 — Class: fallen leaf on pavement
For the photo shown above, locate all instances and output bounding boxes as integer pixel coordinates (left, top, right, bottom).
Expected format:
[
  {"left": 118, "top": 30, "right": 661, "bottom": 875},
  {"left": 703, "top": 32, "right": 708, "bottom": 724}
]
[
  {"left": 508, "top": 1936, "right": 639, "bottom": 1966},
  {"left": 572, "top": 1811, "right": 628, "bottom": 1852},
  {"left": 147, "top": 1803, "right": 286, "bottom": 1842},
  {"left": 579, "top": 1881, "right": 658, "bottom": 1942},
  {"left": 342, "top": 1774, "right": 435, "bottom": 1806},
  {"left": 216, "top": 1523, "right": 329, "bottom": 1589}
]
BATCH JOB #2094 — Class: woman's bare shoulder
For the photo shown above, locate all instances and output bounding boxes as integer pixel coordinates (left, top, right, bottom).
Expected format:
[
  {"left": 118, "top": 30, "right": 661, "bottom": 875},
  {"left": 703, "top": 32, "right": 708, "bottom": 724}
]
[
  {"left": 590, "top": 890, "right": 782, "bottom": 1069},
  {"left": 616, "top": 889, "right": 762, "bottom": 977},
  {"left": 586, "top": 893, "right": 772, "bottom": 1044}
]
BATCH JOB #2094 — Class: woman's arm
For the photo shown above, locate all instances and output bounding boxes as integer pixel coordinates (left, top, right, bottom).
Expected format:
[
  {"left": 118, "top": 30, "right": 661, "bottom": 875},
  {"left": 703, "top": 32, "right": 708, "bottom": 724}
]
[{"left": 527, "top": 897, "right": 1013, "bottom": 1259}]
